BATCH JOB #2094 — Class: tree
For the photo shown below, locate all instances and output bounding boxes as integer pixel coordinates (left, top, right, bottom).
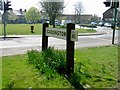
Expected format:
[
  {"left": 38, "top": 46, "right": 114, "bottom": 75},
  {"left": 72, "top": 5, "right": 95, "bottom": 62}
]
[
  {"left": 74, "top": 1, "right": 84, "bottom": 24},
  {"left": 39, "top": 0, "right": 64, "bottom": 28},
  {"left": 25, "top": 7, "right": 41, "bottom": 23},
  {"left": 90, "top": 14, "right": 100, "bottom": 23}
]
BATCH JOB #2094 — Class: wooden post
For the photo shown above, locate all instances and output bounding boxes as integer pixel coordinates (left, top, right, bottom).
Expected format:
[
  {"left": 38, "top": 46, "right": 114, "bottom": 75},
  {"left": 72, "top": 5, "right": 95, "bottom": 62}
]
[
  {"left": 42, "top": 23, "right": 49, "bottom": 51},
  {"left": 66, "top": 23, "right": 75, "bottom": 76}
]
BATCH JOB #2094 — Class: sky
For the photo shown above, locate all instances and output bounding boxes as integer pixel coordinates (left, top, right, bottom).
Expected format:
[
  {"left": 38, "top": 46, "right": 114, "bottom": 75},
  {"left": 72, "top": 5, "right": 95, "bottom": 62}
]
[{"left": 10, "top": 0, "right": 110, "bottom": 18}]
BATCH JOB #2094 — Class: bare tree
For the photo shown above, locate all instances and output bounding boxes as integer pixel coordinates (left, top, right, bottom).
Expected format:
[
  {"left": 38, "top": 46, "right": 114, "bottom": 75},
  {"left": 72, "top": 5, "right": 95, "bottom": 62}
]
[
  {"left": 39, "top": 0, "right": 65, "bottom": 28},
  {"left": 74, "top": 1, "right": 84, "bottom": 24}
]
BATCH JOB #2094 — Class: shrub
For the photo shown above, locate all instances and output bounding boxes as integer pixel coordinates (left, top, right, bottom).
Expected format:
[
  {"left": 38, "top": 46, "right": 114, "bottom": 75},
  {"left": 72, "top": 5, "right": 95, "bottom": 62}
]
[
  {"left": 27, "top": 47, "right": 92, "bottom": 88},
  {"left": 27, "top": 47, "right": 66, "bottom": 75}
]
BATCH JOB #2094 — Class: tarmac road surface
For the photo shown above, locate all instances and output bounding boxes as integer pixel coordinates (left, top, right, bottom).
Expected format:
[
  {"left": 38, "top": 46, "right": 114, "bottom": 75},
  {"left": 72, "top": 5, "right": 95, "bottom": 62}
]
[{"left": 0, "top": 26, "right": 119, "bottom": 57}]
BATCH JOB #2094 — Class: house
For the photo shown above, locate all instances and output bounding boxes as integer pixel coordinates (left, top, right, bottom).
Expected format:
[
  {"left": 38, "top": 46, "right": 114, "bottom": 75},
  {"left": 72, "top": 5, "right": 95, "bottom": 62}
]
[
  {"left": 3, "top": 9, "right": 26, "bottom": 24},
  {"left": 11, "top": 9, "right": 26, "bottom": 23},
  {"left": 103, "top": 8, "right": 120, "bottom": 23}
]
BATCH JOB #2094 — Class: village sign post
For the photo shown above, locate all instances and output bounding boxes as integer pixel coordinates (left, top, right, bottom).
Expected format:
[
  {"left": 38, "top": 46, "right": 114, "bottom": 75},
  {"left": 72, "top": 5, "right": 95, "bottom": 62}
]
[{"left": 42, "top": 23, "right": 78, "bottom": 76}]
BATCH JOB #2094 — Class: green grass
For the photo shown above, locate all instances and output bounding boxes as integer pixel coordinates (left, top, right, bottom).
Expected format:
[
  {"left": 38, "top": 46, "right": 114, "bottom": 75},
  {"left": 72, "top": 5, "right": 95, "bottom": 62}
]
[
  {"left": 1, "top": 24, "right": 42, "bottom": 35},
  {"left": 76, "top": 28, "right": 96, "bottom": 33},
  {"left": 0, "top": 24, "right": 96, "bottom": 35},
  {"left": 56, "top": 25, "right": 96, "bottom": 33},
  {"left": 2, "top": 55, "right": 71, "bottom": 88},
  {"left": 74, "top": 45, "right": 118, "bottom": 88},
  {"left": 2, "top": 45, "right": 118, "bottom": 88},
  {"left": 116, "top": 27, "right": 120, "bottom": 30}
]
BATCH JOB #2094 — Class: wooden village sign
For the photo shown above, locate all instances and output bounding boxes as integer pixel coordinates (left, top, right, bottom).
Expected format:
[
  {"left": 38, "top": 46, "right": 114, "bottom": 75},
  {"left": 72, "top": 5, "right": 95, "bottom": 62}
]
[{"left": 42, "top": 23, "right": 78, "bottom": 75}]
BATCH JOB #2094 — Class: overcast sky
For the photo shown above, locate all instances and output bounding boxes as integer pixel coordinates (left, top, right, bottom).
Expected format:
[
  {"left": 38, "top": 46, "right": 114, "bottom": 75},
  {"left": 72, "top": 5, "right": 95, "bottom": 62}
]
[{"left": 10, "top": 0, "right": 110, "bottom": 18}]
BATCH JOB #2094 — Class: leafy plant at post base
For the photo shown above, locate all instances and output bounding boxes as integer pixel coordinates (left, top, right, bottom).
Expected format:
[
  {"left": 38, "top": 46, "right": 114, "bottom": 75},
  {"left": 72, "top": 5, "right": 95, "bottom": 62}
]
[
  {"left": 27, "top": 50, "right": 48, "bottom": 74},
  {"left": 27, "top": 47, "right": 66, "bottom": 77},
  {"left": 27, "top": 48, "right": 94, "bottom": 88},
  {"left": 27, "top": 47, "right": 90, "bottom": 87},
  {"left": 42, "top": 47, "right": 66, "bottom": 74}
]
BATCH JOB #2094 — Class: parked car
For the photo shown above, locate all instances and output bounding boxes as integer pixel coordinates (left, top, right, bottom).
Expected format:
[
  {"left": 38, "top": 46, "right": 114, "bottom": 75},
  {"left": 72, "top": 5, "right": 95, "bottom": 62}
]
[
  {"left": 60, "top": 20, "right": 72, "bottom": 26},
  {"left": 55, "top": 20, "right": 61, "bottom": 26},
  {"left": 46, "top": 20, "right": 50, "bottom": 24},
  {"left": 90, "top": 22, "right": 97, "bottom": 26},
  {"left": 104, "top": 23, "right": 112, "bottom": 27},
  {"left": 98, "top": 22, "right": 104, "bottom": 26}
]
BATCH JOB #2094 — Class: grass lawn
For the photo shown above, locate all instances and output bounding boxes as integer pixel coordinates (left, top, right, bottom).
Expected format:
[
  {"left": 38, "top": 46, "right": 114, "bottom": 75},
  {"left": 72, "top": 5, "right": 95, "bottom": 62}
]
[
  {"left": 75, "top": 46, "right": 118, "bottom": 88},
  {"left": 76, "top": 28, "right": 96, "bottom": 33},
  {"left": 2, "top": 45, "right": 118, "bottom": 88},
  {"left": 116, "top": 27, "right": 120, "bottom": 30},
  {"left": 1, "top": 24, "right": 42, "bottom": 35},
  {"left": 0, "top": 24, "right": 96, "bottom": 35},
  {"left": 2, "top": 55, "right": 72, "bottom": 89}
]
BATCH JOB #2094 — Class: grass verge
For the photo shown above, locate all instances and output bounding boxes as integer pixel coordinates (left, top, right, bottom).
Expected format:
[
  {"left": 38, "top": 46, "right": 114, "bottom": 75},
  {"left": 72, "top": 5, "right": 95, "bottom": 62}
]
[
  {"left": 76, "top": 28, "right": 96, "bottom": 33},
  {"left": 1, "top": 24, "right": 42, "bottom": 35},
  {"left": 0, "top": 24, "right": 96, "bottom": 35},
  {"left": 2, "top": 55, "right": 71, "bottom": 88},
  {"left": 2, "top": 45, "right": 118, "bottom": 88}
]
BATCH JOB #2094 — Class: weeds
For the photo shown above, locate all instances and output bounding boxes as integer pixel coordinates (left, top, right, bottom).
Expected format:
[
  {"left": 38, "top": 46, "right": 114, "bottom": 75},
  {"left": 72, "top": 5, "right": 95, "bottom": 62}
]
[{"left": 27, "top": 47, "right": 66, "bottom": 79}]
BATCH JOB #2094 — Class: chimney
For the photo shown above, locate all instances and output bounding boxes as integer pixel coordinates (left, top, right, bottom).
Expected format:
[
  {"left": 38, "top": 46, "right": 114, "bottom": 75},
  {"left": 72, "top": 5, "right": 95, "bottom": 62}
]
[
  {"left": 24, "top": 9, "right": 27, "bottom": 12},
  {"left": 20, "top": 8, "right": 22, "bottom": 14}
]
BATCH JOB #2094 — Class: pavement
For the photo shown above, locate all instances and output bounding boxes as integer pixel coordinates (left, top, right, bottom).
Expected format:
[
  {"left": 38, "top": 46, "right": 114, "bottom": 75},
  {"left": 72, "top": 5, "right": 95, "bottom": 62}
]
[{"left": 0, "top": 27, "right": 108, "bottom": 57}]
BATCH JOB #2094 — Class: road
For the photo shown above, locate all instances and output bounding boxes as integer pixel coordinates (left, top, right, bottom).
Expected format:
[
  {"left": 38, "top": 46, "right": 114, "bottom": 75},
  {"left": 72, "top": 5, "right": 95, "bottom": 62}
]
[{"left": 0, "top": 26, "right": 119, "bottom": 57}]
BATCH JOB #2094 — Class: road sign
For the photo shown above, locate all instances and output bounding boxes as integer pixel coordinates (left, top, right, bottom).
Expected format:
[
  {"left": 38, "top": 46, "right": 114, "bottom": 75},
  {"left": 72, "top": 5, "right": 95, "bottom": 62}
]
[
  {"left": 46, "top": 28, "right": 78, "bottom": 41},
  {"left": 46, "top": 28, "right": 66, "bottom": 40},
  {"left": 71, "top": 30, "right": 78, "bottom": 41}
]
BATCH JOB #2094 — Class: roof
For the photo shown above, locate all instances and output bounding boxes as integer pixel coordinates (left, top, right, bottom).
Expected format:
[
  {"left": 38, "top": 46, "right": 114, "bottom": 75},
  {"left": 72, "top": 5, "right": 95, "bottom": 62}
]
[
  {"left": 103, "top": 8, "right": 120, "bottom": 19},
  {"left": 12, "top": 10, "right": 26, "bottom": 16}
]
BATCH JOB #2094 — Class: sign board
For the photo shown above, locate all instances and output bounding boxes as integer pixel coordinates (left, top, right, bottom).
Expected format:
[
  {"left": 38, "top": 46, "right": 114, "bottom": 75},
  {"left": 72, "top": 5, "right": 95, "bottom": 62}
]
[
  {"left": 71, "top": 30, "right": 78, "bottom": 41},
  {"left": 46, "top": 28, "right": 78, "bottom": 41},
  {"left": 46, "top": 28, "right": 66, "bottom": 40}
]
